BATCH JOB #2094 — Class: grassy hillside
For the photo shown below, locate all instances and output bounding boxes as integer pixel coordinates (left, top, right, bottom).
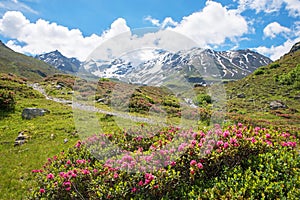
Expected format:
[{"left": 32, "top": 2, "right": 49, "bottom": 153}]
[
  {"left": 225, "top": 45, "right": 300, "bottom": 132},
  {"left": 0, "top": 73, "right": 79, "bottom": 199},
  {"left": 0, "top": 41, "right": 60, "bottom": 81}
]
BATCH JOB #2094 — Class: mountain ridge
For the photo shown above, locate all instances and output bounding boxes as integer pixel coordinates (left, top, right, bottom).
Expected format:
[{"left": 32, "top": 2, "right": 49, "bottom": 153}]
[{"left": 0, "top": 40, "right": 60, "bottom": 81}]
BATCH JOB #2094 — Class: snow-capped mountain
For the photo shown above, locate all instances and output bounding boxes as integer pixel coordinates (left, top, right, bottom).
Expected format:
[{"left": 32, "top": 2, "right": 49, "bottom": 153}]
[
  {"left": 36, "top": 50, "right": 81, "bottom": 73},
  {"left": 83, "top": 48, "right": 272, "bottom": 85}
]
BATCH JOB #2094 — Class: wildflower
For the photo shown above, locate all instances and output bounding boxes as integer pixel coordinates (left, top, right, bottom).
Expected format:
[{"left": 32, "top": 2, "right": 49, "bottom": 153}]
[
  {"left": 236, "top": 133, "right": 243, "bottom": 138},
  {"left": 39, "top": 188, "right": 45, "bottom": 193},
  {"left": 230, "top": 138, "right": 237, "bottom": 144},
  {"left": 217, "top": 140, "right": 223, "bottom": 147},
  {"left": 223, "top": 142, "right": 229, "bottom": 149},
  {"left": 63, "top": 181, "right": 71, "bottom": 187},
  {"left": 254, "top": 127, "right": 261, "bottom": 132},
  {"left": 170, "top": 161, "right": 176, "bottom": 167},
  {"left": 265, "top": 140, "right": 273, "bottom": 146},
  {"left": 131, "top": 187, "right": 137, "bottom": 193},
  {"left": 281, "top": 142, "right": 288, "bottom": 147},
  {"left": 251, "top": 137, "right": 256, "bottom": 143},
  {"left": 265, "top": 134, "right": 271, "bottom": 139},
  {"left": 144, "top": 179, "right": 151, "bottom": 185},
  {"left": 81, "top": 169, "right": 90, "bottom": 175},
  {"left": 75, "top": 141, "right": 81, "bottom": 148},
  {"left": 47, "top": 173, "right": 54, "bottom": 180},
  {"left": 153, "top": 185, "right": 159, "bottom": 189},
  {"left": 113, "top": 173, "right": 119, "bottom": 179},
  {"left": 223, "top": 130, "right": 230, "bottom": 138},
  {"left": 190, "top": 169, "right": 195, "bottom": 175},
  {"left": 190, "top": 160, "right": 197, "bottom": 166},
  {"left": 197, "top": 163, "right": 203, "bottom": 169},
  {"left": 66, "top": 160, "right": 71, "bottom": 165},
  {"left": 138, "top": 180, "right": 143, "bottom": 186}
]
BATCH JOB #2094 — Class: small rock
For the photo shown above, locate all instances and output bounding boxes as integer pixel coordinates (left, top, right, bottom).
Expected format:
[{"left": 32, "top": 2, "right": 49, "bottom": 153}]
[
  {"left": 96, "top": 98, "right": 105, "bottom": 103},
  {"left": 55, "top": 85, "right": 62, "bottom": 90},
  {"left": 270, "top": 101, "right": 287, "bottom": 110},
  {"left": 14, "top": 131, "right": 29, "bottom": 147},
  {"left": 64, "top": 138, "right": 68, "bottom": 143},
  {"left": 294, "top": 95, "right": 300, "bottom": 100},
  {"left": 22, "top": 108, "right": 50, "bottom": 120},
  {"left": 237, "top": 93, "right": 246, "bottom": 98}
]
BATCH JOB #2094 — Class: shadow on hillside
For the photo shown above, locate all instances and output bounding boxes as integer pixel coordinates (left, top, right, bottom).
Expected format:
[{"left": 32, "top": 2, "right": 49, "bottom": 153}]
[{"left": 0, "top": 109, "right": 14, "bottom": 120}]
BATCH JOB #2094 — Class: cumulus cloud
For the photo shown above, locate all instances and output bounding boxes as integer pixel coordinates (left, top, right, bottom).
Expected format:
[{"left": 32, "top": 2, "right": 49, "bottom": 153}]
[
  {"left": 0, "top": 11, "right": 130, "bottom": 61},
  {"left": 253, "top": 39, "right": 299, "bottom": 60},
  {"left": 171, "top": 1, "right": 248, "bottom": 46},
  {"left": 254, "top": 21, "right": 300, "bottom": 60},
  {"left": 263, "top": 22, "right": 291, "bottom": 38}
]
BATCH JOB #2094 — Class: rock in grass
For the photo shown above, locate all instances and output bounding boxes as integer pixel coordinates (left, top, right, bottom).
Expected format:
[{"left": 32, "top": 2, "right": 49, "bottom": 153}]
[
  {"left": 237, "top": 93, "right": 246, "bottom": 98},
  {"left": 14, "top": 131, "right": 29, "bottom": 146},
  {"left": 270, "top": 101, "right": 287, "bottom": 110},
  {"left": 21, "top": 108, "right": 50, "bottom": 120}
]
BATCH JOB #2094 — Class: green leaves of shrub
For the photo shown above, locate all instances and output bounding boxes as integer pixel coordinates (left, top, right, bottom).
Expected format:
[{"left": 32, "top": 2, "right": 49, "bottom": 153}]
[{"left": 0, "top": 89, "right": 15, "bottom": 111}]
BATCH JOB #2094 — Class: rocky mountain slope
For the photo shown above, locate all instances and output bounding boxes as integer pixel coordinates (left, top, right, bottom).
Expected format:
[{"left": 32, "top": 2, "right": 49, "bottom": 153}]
[{"left": 35, "top": 50, "right": 81, "bottom": 74}]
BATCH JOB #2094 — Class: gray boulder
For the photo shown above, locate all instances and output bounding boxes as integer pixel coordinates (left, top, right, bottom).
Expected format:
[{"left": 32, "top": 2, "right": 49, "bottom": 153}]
[
  {"left": 270, "top": 101, "right": 287, "bottom": 110},
  {"left": 22, "top": 108, "right": 50, "bottom": 120}
]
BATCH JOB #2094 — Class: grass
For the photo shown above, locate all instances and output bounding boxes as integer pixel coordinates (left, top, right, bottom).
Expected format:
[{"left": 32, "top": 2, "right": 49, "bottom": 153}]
[{"left": 0, "top": 74, "right": 80, "bottom": 199}]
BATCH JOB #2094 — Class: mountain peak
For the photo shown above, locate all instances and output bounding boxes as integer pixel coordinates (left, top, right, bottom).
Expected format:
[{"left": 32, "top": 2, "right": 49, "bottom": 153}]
[
  {"left": 289, "top": 41, "right": 300, "bottom": 54},
  {"left": 36, "top": 51, "right": 81, "bottom": 73}
]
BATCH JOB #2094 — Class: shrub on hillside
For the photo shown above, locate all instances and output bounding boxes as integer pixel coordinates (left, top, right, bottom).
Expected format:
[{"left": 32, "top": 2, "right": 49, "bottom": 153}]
[
  {"left": 253, "top": 68, "right": 264, "bottom": 75},
  {"left": 0, "top": 89, "right": 16, "bottom": 111},
  {"left": 29, "top": 123, "right": 299, "bottom": 199},
  {"left": 194, "top": 93, "right": 212, "bottom": 106},
  {"left": 277, "top": 64, "right": 300, "bottom": 86}
]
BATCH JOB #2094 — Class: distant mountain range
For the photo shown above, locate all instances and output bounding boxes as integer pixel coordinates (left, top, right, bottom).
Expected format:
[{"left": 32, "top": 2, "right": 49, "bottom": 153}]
[
  {"left": 37, "top": 47, "right": 272, "bottom": 85},
  {"left": 0, "top": 40, "right": 272, "bottom": 83}
]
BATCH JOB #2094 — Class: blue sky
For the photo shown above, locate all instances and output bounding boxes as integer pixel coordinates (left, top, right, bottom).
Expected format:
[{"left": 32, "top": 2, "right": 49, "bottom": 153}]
[{"left": 0, "top": 0, "right": 299, "bottom": 61}]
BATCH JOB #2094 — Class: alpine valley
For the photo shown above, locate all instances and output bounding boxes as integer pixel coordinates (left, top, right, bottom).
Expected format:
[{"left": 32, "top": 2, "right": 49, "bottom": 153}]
[{"left": 0, "top": 40, "right": 299, "bottom": 200}]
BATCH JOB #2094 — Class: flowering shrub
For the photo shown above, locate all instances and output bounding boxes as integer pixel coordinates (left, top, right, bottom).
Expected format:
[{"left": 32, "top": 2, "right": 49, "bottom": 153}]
[
  {"left": 29, "top": 123, "right": 299, "bottom": 199},
  {"left": 0, "top": 89, "right": 15, "bottom": 111}
]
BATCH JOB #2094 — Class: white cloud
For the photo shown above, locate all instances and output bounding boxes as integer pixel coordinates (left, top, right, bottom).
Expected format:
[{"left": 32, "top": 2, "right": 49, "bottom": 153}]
[
  {"left": 254, "top": 21, "right": 300, "bottom": 60},
  {"left": 161, "top": 17, "right": 178, "bottom": 28},
  {"left": 284, "top": 0, "right": 300, "bottom": 17},
  {"left": 237, "top": 0, "right": 283, "bottom": 13},
  {"left": 170, "top": 1, "right": 248, "bottom": 46},
  {"left": 0, "top": 0, "right": 38, "bottom": 15},
  {"left": 0, "top": 11, "right": 130, "bottom": 61},
  {"left": 263, "top": 22, "right": 291, "bottom": 38},
  {"left": 144, "top": 16, "right": 178, "bottom": 28},
  {"left": 144, "top": 16, "right": 160, "bottom": 26},
  {"left": 237, "top": 0, "right": 300, "bottom": 17},
  {"left": 254, "top": 38, "right": 300, "bottom": 60}
]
